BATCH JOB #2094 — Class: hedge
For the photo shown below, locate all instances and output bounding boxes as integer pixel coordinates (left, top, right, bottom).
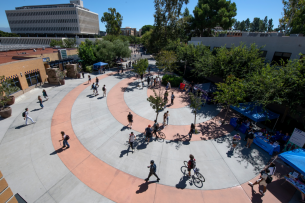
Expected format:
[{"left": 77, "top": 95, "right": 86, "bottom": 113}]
[{"left": 161, "top": 74, "right": 183, "bottom": 87}]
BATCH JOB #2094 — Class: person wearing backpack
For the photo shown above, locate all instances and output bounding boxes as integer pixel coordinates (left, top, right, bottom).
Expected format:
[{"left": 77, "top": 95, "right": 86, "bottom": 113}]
[
  {"left": 129, "top": 132, "right": 136, "bottom": 152},
  {"left": 91, "top": 83, "right": 96, "bottom": 95},
  {"left": 42, "top": 89, "right": 48, "bottom": 101},
  {"left": 59, "top": 131, "right": 70, "bottom": 149},
  {"left": 145, "top": 125, "right": 152, "bottom": 143},
  {"left": 102, "top": 85, "right": 106, "bottom": 97},
  {"left": 23, "top": 108, "right": 36, "bottom": 125},
  {"left": 145, "top": 160, "right": 160, "bottom": 182},
  {"left": 88, "top": 75, "right": 91, "bottom": 84},
  {"left": 171, "top": 92, "right": 175, "bottom": 105},
  {"left": 248, "top": 168, "right": 273, "bottom": 196},
  {"left": 187, "top": 154, "right": 196, "bottom": 178}
]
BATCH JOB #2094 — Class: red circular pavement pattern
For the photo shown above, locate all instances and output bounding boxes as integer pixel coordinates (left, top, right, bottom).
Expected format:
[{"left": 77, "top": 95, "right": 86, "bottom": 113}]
[
  {"left": 109, "top": 77, "right": 233, "bottom": 141},
  {"left": 50, "top": 73, "right": 292, "bottom": 203}
]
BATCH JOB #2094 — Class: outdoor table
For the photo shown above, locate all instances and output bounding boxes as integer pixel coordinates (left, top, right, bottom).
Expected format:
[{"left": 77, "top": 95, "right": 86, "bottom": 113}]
[
  {"left": 230, "top": 117, "right": 237, "bottom": 127},
  {"left": 284, "top": 177, "right": 305, "bottom": 196},
  {"left": 230, "top": 118, "right": 248, "bottom": 133},
  {"left": 253, "top": 134, "right": 281, "bottom": 155}
]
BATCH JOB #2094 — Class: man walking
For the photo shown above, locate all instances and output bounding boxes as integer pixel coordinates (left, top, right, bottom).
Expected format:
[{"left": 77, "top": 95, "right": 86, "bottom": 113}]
[
  {"left": 102, "top": 85, "right": 106, "bottom": 97},
  {"left": 145, "top": 125, "right": 153, "bottom": 143},
  {"left": 127, "top": 112, "right": 133, "bottom": 129},
  {"left": 95, "top": 77, "right": 99, "bottom": 87},
  {"left": 129, "top": 132, "right": 136, "bottom": 152},
  {"left": 171, "top": 92, "right": 175, "bottom": 105},
  {"left": 23, "top": 108, "right": 36, "bottom": 125},
  {"left": 145, "top": 160, "right": 160, "bottom": 182},
  {"left": 166, "top": 111, "right": 170, "bottom": 125},
  {"left": 147, "top": 76, "right": 151, "bottom": 88},
  {"left": 59, "top": 131, "right": 70, "bottom": 149}
]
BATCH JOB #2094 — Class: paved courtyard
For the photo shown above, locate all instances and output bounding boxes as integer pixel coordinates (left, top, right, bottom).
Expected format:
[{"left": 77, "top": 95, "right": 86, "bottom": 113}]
[{"left": 0, "top": 57, "right": 299, "bottom": 202}]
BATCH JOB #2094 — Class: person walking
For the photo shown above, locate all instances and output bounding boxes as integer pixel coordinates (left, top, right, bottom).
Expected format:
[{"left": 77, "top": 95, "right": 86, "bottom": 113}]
[
  {"left": 248, "top": 168, "right": 271, "bottom": 196},
  {"left": 171, "top": 92, "right": 175, "bottom": 105},
  {"left": 145, "top": 125, "right": 152, "bottom": 143},
  {"left": 232, "top": 133, "right": 241, "bottom": 151},
  {"left": 38, "top": 96, "right": 44, "bottom": 109},
  {"left": 158, "top": 77, "right": 161, "bottom": 87},
  {"left": 147, "top": 76, "right": 151, "bottom": 88},
  {"left": 102, "top": 85, "right": 106, "bottom": 97},
  {"left": 154, "top": 78, "right": 156, "bottom": 87},
  {"left": 91, "top": 83, "right": 96, "bottom": 95},
  {"left": 166, "top": 111, "right": 170, "bottom": 125},
  {"left": 148, "top": 66, "right": 151, "bottom": 74},
  {"left": 94, "top": 83, "right": 99, "bottom": 96},
  {"left": 164, "top": 90, "right": 168, "bottom": 100},
  {"left": 245, "top": 130, "right": 255, "bottom": 148},
  {"left": 187, "top": 154, "right": 196, "bottom": 178},
  {"left": 127, "top": 112, "right": 133, "bottom": 129},
  {"left": 152, "top": 120, "right": 159, "bottom": 138},
  {"left": 95, "top": 77, "right": 99, "bottom": 87},
  {"left": 82, "top": 71, "right": 85, "bottom": 78},
  {"left": 150, "top": 77, "right": 154, "bottom": 88},
  {"left": 164, "top": 95, "right": 168, "bottom": 109},
  {"left": 59, "top": 131, "right": 70, "bottom": 149},
  {"left": 129, "top": 132, "right": 136, "bottom": 152},
  {"left": 163, "top": 112, "right": 167, "bottom": 126},
  {"left": 42, "top": 89, "right": 48, "bottom": 101},
  {"left": 145, "top": 160, "right": 160, "bottom": 182},
  {"left": 23, "top": 108, "right": 36, "bottom": 125},
  {"left": 88, "top": 75, "right": 91, "bottom": 84},
  {"left": 188, "top": 123, "right": 195, "bottom": 140}
]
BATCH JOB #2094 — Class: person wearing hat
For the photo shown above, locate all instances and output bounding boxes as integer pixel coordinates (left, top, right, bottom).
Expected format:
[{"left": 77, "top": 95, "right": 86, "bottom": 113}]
[
  {"left": 145, "top": 160, "right": 160, "bottom": 182},
  {"left": 129, "top": 132, "right": 136, "bottom": 152},
  {"left": 145, "top": 125, "right": 153, "bottom": 143}
]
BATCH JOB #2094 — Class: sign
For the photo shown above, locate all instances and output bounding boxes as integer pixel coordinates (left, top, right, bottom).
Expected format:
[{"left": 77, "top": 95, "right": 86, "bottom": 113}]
[
  {"left": 43, "top": 57, "right": 50, "bottom": 62},
  {"left": 290, "top": 128, "right": 305, "bottom": 147},
  {"left": 284, "top": 128, "right": 305, "bottom": 151},
  {"left": 59, "top": 49, "right": 67, "bottom": 59}
]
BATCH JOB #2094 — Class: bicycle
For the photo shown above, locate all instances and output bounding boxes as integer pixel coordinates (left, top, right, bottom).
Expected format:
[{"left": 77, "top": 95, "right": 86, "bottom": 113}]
[
  {"left": 183, "top": 161, "right": 205, "bottom": 182},
  {"left": 154, "top": 128, "right": 166, "bottom": 139}
]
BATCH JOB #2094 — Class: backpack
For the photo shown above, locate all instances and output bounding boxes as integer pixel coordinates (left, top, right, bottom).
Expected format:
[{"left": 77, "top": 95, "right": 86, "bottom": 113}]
[
  {"left": 102, "top": 87, "right": 106, "bottom": 91},
  {"left": 91, "top": 84, "right": 95, "bottom": 89},
  {"left": 266, "top": 175, "right": 273, "bottom": 184},
  {"left": 190, "top": 159, "right": 196, "bottom": 169},
  {"left": 151, "top": 164, "right": 157, "bottom": 173},
  {"left": 22, "top": 111, "right": 26, "bottom": 117},
  {"left": 65, "top": 135, "right": 70, "bottom": 140}
]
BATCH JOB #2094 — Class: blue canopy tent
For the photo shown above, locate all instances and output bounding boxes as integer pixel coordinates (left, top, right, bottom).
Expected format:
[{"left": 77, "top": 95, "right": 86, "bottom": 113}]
[
  {"left": 93, "top": 62, "right": 108, "bottom": 71},
  {"left": 279, "top": 149, "right": 305, "bottom": 176},
  {"left": 230, "top": 102, "right": 280, "bottom": 129}
]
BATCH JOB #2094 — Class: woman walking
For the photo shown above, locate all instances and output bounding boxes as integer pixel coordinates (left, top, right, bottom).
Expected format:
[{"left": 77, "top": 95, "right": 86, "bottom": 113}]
[
  {"left": 188, "top": 123, "right": 195, "bottom": 140},
  {"left": 232, "top": 133, "right": 241, "bottom": 151},
  {"left": 42, "top": 89, "right": 48, "bottom": 101},
  {"left": 38, "top": 96, "right": 44, "bottom": 109}
]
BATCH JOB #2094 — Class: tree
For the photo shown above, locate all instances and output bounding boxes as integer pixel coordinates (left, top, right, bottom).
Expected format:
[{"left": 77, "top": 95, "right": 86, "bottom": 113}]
[
  {"left": 63, "top": 38, "right": 76, "bottom": 48},
  {"left": 233, "top": 20, "right": 241, "bottom": 30},
  {"left": 245, "top": 18, "right": 251, "bottom": 31},
  {"left": 112, "top": 39, "right": 131, "bottom": 59},
  {"left": 94, "top": 40, "right": 115, "bottom": 67},
  {"left": 193, "top": 0, "right": 237, "bottom": 36},
  {"left": 268, "top": 18, "right": 274, "bottom": 32},
  {"left": 78, "top": 40, "right": 96, "bottom": 68},
  {"left": 155, "top": 50, "right": 177, "bottom": 74},
  {"left": 0, "top": 31, "right": 19, "bottom": 37},
  {"left": 250, "top": 17, "right": 261, "bottom": 32},
  {"left": 141, "top": 25, "right": 154, "bottom": 36},
  {"left": 189, "top": 92, "right": 202, "bottom": 125},
  {"left": 50, "top": 39, "right": 64, "bottom": 48},
  {"left": 147, "top": 89, "right": 167, "bottom": 120},
  {"left": 133, "top": 59, "right": 148, "bottom": 83},
  {"left": 141, "top": 29, "right": 153, "bottom": 52},
  {"left": 214, "top": 75, "right": 246, "bottom": 124},
  {"left": 101, "top": 8, "right": 123, "bottom": 36},
  {"left": 0, "top": 76, "right": 19, "bottom": 111},
  {"left": 239, "top": 20, "right": 246, "bottom": 31}
]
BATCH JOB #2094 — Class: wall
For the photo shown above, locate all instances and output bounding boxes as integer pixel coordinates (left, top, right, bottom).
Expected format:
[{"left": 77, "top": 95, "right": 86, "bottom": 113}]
[
  {"left": 10, "top": 49, "right": 78, "bottom": 61},
  {"left": 0, "top": 58, "right": 47, "bottom": 94},
  {"left": 190, "top": 37, "right": 305, "bottom": 62}
]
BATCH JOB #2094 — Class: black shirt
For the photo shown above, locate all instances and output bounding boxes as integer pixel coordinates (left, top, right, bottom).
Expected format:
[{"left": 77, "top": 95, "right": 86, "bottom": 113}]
[{"left": 127, "top": 114, "right": 133, "bottom": 121}]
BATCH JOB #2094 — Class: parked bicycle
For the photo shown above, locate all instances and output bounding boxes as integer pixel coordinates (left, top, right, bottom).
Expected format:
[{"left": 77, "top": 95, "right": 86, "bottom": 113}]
[{"left": 155, "top": 128, "right": 166, "bottom": 139}]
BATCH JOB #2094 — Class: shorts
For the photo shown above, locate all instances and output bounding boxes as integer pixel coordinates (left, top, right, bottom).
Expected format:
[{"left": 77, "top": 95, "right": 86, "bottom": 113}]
[
  {"left": 187, "top": 167, "right": 192, "bottom": 172},
  {"left": 128, "top": 119, "right": 133, "bottom": 123},
  {"left": 247, "top": 138, "right": 253, "bottom": 145},
  {"left": 146, "top": 133, "right": 152, "bottom": 138},
  {"left": 259, "top": 179, "right": 267, "bottom": 187}
]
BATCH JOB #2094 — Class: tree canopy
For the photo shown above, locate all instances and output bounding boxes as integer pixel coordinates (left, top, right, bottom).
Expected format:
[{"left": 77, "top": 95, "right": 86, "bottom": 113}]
[
  {"left": 141, "top": 25, "right": 154, "bottom": 36},
  {"left": 101, "top": 8, "right": 123, "bottom": 36}
]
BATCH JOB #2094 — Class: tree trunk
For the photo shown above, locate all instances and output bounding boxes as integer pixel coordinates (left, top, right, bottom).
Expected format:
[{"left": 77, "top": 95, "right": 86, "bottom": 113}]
[
  {"left": 281, "top": 106, "right": 289, "bottom": 123},
  {"left": 223, "top": 105, "right": 229, "bottom": 125},
  {"left": 194, "top": 111, "right": 197, "bottom": 126},
  {"left": 156, "top": 112, "right": 159, "bottom": 121}
]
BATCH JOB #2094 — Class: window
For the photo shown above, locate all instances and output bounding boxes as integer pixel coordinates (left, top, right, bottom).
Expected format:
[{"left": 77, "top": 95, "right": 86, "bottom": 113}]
[
  {"left": 26, "top": 72, "right": 41, "bottom": 86},
  {"left": 7, "top": 78, "right": 21, "bottom": 94},
  {"left": 271, "top": 52, "right": 292, "bottom": 65}
]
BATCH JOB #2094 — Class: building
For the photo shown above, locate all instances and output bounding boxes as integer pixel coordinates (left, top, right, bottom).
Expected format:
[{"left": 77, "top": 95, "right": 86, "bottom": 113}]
[
  {"left": 5, "top": 0, "right": 99, "bottom": 38},
  {"left": 0, "top": 47, "right": 78, "bottom": 97},
  {"left": 189, "top": 33, "right": 305, "bottom": 63},
  {"left": 99, "top": 31, "right": 106, "bottom": 36},
  {"left": 121, "top": 27, "right": 137, "bottom": 36}
]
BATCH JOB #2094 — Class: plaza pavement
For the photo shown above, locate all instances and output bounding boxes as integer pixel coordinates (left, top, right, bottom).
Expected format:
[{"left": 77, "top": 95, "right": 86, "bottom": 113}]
[{"left": 0, "top": 56, "right": 299, "bottom": 203}]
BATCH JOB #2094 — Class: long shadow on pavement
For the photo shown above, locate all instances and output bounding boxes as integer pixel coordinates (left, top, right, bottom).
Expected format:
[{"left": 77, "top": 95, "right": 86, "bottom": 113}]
[
  {"left": 50, "top": 148, "right": 66, "bottom": 155},
  {"left": 136, "top": 181, "right": 157, "bottom": 194}
]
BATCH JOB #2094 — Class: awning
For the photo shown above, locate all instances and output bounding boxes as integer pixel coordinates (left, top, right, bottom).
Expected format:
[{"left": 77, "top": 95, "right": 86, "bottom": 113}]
[
  {"left": 230, "top": 102, "right": 280, "bottom": 122},
  {"left": 279, "top": 149, "right": 305, "bottom": 176}
]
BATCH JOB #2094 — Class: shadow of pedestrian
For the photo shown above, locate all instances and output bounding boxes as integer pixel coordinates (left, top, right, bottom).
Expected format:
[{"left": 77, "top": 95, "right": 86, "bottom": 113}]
[
  {"left": 121, "top": 126, "right": 129, "bottom": 131},
  {"left": 97, "top": 96, "right": 104, "bottom": 100},
  {"left": 31, "top": 108, "right": 41, "bottom": 112},
  {"left": 227, "top": 149, "right": 234, "bottom": 158},
  {"left": 86, "top": 95, "right": 95, "bottom": 98},
  {"left": 176, "top": 175, "right": 189, "bottom": 189},
  {"left": 136, "top": 181, "right": 157, "bottom": 194},
  {"left": 50, "top": 148, "right": 65, "bottom": 155},
  {"left": 250, "top": 187, "right": 263, "bottom": 203},
  {"left": 119, "top": 148, "right": 131, "bottom": 157},
  {"left": 15, "top": 125, "right": 27, "bottom": 129}
]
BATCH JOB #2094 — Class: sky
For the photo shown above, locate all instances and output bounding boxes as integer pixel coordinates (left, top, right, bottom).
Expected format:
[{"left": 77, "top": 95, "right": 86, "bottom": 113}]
[{"left": 0, "top": 0, "right": 284, "bottom": 32}]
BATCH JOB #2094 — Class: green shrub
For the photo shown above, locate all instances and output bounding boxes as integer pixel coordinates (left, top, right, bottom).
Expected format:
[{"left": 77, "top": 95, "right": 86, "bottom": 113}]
[
  {"left": 85, "top": 66, "right": 92, "bottom": 73},
  {"left": 161, "top": 74, "right": 183, "bottom": 87}
]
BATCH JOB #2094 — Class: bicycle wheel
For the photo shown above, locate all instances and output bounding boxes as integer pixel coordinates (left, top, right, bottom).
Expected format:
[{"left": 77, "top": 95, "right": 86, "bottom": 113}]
[
  {"left": 195, "top": 171, "right": 205, "bottom": 182},
  {"left": 158, "top": 132, "right": 166, "bottom": 139},
  {"left": 184, "top": 161, "right": 188, "bottom": 167}
]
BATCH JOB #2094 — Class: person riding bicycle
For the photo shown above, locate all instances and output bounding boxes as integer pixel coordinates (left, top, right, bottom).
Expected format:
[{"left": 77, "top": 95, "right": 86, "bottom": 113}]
[
  {"left": 152, "top": 120, "right": 159, "bottom": 137},
  {"left": 187, "top": 154, "right": 196, "bottom": 177}
]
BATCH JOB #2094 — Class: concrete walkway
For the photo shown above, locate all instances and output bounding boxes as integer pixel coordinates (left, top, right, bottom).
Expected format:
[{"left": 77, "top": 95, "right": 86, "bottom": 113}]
[{"left": 0, "top": 57, "right": 298, "bottom": 202}]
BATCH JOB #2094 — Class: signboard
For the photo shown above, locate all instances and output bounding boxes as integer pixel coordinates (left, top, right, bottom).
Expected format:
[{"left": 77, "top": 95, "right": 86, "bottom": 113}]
[
  {"left": 284, "top": 128, "right": 305, "bottom": 151},
  {"left": 43, "top": 57, "right": 50, "bottom": 62},
  {"left": 59, "top": 49, "right": 67, "bottom": 59}
]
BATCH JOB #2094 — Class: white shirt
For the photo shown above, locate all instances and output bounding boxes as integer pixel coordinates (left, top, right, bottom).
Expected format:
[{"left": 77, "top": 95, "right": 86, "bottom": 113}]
[
  {"left": 25, "top": 111, "right": 29, "bottom": 117},
  {"left": 129, "top": 134, "right": 136, "bottom": 142}
]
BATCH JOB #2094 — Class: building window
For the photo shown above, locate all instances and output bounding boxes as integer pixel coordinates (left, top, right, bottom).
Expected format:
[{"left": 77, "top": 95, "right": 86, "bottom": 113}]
[
  {"left": 260, "top": 50, "right": 267, "bottom": 58},
  {"left": 26, "top": 72, "right": 41, "bottom": 86},
  {"left": 6, "top": 77, "right": 21, "bottom": 94},
  {"left": 271, "top": 52, "right": 292, "bottom": 65}
]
